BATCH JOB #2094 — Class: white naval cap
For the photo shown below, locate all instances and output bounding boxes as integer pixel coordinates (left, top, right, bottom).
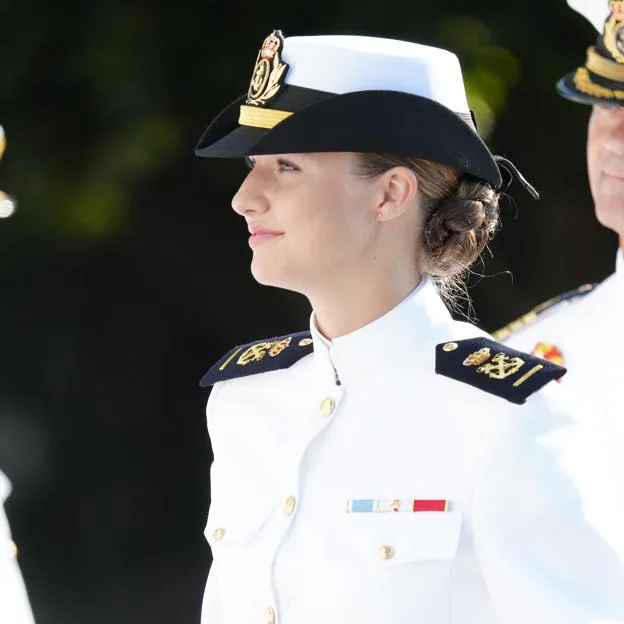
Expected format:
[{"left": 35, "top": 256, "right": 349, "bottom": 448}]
[
  {"left": 280, "top": 35, "right": 471, "bottom": 116},
  {"left": 195, "top": 30, "right": 509, "bottom": 186}
]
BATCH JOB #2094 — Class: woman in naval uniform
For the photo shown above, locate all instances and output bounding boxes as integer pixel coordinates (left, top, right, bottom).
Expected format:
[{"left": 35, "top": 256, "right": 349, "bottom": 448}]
[{"left": 194, "top": 31, "right": 624, "bottom": 624}]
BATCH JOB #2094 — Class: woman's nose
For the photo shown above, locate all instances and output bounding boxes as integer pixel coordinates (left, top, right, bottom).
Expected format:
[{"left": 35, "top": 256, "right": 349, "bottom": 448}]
[{"left": 231, "top": 171, "right": 270, "bottom": 216}]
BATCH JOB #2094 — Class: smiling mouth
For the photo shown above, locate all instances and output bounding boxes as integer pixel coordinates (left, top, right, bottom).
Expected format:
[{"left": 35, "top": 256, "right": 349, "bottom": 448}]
[{"left": 602, "top": 170, "right": 624, "bottom": 181}]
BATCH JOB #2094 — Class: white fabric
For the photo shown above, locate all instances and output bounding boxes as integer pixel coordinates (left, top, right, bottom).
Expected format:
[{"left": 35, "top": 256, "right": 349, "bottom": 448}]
[
  {"left": 0, "top": 471, "right": 36, "bottom": 624},
  {"left": 504, "top": 250, "right": 624, "bottom": 464},
  {"left": 201, "top": 280, "right": 624, "bottom": 624},
  {"left": 567, "top": 0, "right": 609, "bottom": 34},
  {"left": 282, "top": 35, "right": 471, "bottom": 114}
]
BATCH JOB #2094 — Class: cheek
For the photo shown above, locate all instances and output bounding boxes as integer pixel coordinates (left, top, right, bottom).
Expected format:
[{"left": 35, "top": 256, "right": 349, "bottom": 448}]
[{"left": 587, "top": 126, "right": 605, "bottom": 187}]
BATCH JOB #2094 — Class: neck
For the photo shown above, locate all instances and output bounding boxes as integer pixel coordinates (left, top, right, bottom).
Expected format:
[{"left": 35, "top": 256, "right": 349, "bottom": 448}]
[{"left": 308, "top": 263, "right": 422, "bottom": 340}]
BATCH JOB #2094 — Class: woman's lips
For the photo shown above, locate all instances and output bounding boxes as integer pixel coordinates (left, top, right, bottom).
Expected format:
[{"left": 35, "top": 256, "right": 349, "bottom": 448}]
[
  {"left": 248, "top": 229, "right": 283, "bottom": 248},
  {"left": 602, "top": 169, "right": 624, "bottom": 181}
]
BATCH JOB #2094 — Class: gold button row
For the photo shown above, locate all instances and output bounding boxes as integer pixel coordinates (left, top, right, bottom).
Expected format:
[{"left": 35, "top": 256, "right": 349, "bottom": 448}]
[{"left": 212, "top": 527, "right": 226, "bottom": 541}]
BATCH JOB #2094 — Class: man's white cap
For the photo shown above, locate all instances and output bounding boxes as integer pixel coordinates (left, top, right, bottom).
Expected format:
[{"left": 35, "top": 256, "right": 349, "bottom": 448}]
[
  {"left": 557, "top": 0, "right": 624, "bottom": 106},
  {"left": 567, "top": 0, "right": 609, "bottom": 33}
]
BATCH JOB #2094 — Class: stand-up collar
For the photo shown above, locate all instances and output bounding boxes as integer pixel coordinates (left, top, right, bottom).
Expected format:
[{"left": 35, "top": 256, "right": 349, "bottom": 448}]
[
  {"left": 616, "top": 248, "right": 623, "bottom": 309},
  {"left": 309, "top": 279, "right": 451, "bottom": 384}
]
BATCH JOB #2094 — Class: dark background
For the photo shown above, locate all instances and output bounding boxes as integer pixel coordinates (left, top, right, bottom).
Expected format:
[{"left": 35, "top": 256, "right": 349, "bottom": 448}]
[{"left": 0, "top": 2, "right": 618, "bottom": 623}]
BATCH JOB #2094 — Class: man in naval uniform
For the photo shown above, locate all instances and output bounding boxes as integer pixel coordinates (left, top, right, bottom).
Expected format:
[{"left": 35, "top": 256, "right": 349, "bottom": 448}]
[{"left": 496, "top": 0, "right": 624, "bottom": 456}]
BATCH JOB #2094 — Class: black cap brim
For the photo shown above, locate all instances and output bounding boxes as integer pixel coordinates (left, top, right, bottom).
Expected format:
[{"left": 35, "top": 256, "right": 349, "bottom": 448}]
[
  {"left": 195, "top": 89, "right": 502, "bottom": 187},
  {"left": 557, "top": 70, "right": 624, "bottom": 107}
]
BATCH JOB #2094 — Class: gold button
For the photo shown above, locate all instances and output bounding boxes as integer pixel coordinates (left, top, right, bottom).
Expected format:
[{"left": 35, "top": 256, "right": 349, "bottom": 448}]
[
  {"left": 319, "top": 396, "right": 336, "bottom": 418},
  {"left": 212, "top": 527, "right": 226, "bottom": 541},
  {"left": 443, "top": 342, "right": 458, "bottom": 352},
  {"left": 378, "top": 544, "right": 395, "bottom": 560},
  {"left": 8, "top": 540, "right": 17, "bottom": 557},
  {"left": 298, "top": 338, "right": 313, "bottom": 347},
  {"left": 283, "top": 495, "right": 297, "bottom": 517},
  {"left": 264, "top": 607, "right": 276, "bottom": 624}
]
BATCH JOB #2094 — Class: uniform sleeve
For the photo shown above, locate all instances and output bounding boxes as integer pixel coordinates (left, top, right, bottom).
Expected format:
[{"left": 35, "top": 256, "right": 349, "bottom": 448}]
[
  {"left": 0, "top": 474, "right": 36, "bottom": 624},
  {"left": 472, "top": 386, "right": 624, "bottom": 624},
  {"left": 200, "top": 559, "right": 223, "bottom": 624}
]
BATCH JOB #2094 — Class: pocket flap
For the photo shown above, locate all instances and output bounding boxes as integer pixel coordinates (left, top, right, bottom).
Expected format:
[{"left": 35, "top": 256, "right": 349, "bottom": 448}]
[{"left": 328, "top": 512, "right": 462, "bottom": 566}]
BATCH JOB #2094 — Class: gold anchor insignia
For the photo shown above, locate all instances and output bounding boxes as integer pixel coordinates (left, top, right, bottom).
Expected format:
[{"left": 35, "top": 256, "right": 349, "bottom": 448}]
[
  {"left": 476, "top": 352, "right": 525, "bottom": 380},
  {"left": 463, "top": 347, "right": 491, "bottom": 367},
  {"left": 246, "top": 30, "right": 289, "bottom": 107},
  {"left": 604, "top": 1, "right": 624, "bottom": 63},
  {"left": 236, "top": 337, "right": 292, "bottom": 366}
]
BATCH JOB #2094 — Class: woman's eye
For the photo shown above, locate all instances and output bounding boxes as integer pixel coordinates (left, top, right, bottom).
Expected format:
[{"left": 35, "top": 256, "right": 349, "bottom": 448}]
[{"left": 277, "top": 159, "right": 298, "bottom": 172}]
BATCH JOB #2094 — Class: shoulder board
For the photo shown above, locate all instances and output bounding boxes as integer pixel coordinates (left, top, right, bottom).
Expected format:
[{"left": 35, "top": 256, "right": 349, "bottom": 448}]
[
  {"left": 199, "top": 331, "right": 313, "bottom": 387},
  {"left": 435, "top": 337, "right": 566, "bottom": 405},
  {"left": 492, "top": 283, "right": 595, "bottom": 341}
]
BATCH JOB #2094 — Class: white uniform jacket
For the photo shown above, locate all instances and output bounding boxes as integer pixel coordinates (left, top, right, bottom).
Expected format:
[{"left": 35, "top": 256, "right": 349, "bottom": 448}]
[
  {"left": 500, "top": 251, "right": 623, "bottom": 456},
  {"left": 1, "top": 471, "right": 35, "bottom": 624},
  {"left": 201, "top": 280, "right": 624, "bottom": 624}
]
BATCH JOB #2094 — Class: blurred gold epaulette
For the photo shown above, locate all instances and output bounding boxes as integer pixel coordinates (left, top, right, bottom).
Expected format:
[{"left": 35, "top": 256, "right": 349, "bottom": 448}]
[{"left": 492, "top": 283, "right": 595, "bottom": 341}]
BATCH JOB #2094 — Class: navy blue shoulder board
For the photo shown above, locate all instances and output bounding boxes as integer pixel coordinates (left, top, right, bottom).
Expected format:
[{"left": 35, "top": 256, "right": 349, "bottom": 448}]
[
  {"left": 199, "top": 330, "right": 313, "bottom": 387},
  {"left": 435, "top": 337, "right": 566, "bottom": 405}
]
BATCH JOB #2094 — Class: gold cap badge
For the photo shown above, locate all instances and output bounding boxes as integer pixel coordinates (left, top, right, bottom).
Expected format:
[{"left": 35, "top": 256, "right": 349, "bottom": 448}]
[
  {"left": 246, "top": 30, "right": 289, "bottom": 107},
  {"left": 605, "top": 1, "right": 624, "bottom": 63}
]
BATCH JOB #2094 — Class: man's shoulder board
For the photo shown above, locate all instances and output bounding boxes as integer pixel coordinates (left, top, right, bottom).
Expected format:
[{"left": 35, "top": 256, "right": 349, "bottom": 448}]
[
  {"left": 199, "top": 330, "right": 313, "bottom": 387},
  {"left": 435, "top": 337, "right": 566, "bottom": 405},
  {"left": 492, "top": 283, "right": 595, "bottom": 341}
]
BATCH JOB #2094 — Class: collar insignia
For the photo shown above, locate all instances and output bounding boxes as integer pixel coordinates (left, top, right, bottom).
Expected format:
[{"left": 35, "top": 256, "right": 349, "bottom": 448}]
[
  {"left": 246, "top": 30, "right": 289, "bottom": 107},
  {"left": 199, "top": 330, "right": 312, "bottom": 387},
  {"left": 436, "top": 337, "right": 566, "bottom": 404}
]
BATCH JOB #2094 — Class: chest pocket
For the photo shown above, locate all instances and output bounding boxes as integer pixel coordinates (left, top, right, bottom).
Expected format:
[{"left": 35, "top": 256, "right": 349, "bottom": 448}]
[{"left": 327, "top": 512, "right": 462, "bottom": 567}]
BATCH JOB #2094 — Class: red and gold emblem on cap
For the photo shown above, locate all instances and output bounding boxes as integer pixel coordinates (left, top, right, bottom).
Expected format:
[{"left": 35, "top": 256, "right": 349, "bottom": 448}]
[
  {"left": 531, "top": 342, "right": 564, "bottom": 367},
  {"left": 605, "top": 1, "right": 624, "bottom": 63},
  {"left": 246, "top": 30, "right": 289, "bottom": 107}
]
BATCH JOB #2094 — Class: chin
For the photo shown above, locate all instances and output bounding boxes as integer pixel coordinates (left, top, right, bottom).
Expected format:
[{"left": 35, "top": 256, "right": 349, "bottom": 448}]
[
  {"left": 250, "top": 257, "right": 298, "bottom": 291},
  {"left": 595, "top": 204, "right": 624, "bottom": 237}
]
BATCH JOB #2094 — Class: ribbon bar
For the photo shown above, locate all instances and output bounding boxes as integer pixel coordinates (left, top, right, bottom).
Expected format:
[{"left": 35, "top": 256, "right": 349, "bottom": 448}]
[{"left": 347, "top": 499, "right": 450, "bottom": 513}]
